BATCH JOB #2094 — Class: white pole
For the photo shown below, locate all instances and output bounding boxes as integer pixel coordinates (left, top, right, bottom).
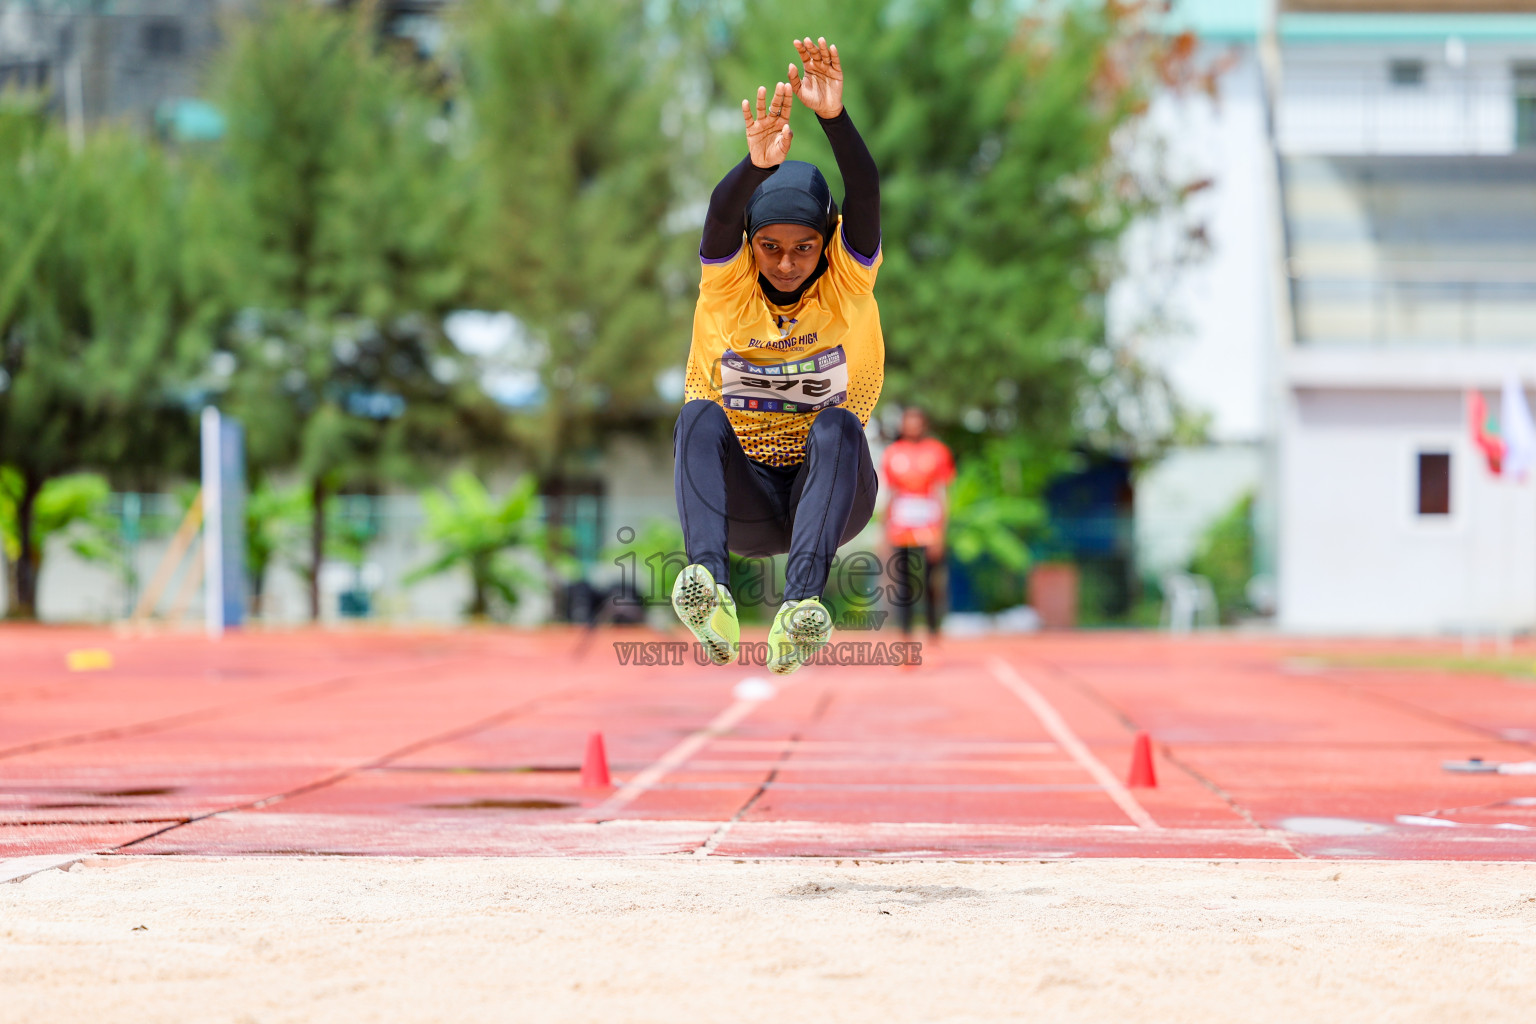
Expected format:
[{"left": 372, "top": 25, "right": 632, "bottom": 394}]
[
  {"left": 1462, "top": 415, "right": 1476, "bottom": 656},
  {"left": 1499, "top": 479, "right": 1514, "bottom": 655},
  {"left": 201, "top": 407, "right": 224, "bottom": 639},
  {"left": 65, "top": 53, "right": 85, "bottom": 154}
]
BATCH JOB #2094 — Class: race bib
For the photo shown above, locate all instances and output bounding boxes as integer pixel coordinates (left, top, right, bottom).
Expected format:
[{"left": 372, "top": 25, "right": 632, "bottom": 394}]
[
  {"left": 890, "top": 495, "right": 941, "bottom": 529},
  {"left": 719, "top": 345, "right": 849, "bottom": 414}
]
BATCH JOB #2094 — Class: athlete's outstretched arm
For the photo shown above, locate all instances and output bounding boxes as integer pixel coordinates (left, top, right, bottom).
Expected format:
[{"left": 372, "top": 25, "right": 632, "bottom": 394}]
[
  {"left": 790, "top": 37, "right": 879, "bottom": 260},
  {"left": 701, "top": 83, "right": 794, "bottom": 261}
]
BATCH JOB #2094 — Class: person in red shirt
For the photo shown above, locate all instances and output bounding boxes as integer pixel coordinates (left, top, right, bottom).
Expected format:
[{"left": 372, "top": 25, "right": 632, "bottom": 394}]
[{"left": 881, "top": 407, "right": 955, "bottom": 637}]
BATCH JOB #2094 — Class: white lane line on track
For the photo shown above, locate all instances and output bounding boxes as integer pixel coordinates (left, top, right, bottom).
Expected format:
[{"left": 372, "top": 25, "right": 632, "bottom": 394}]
[
  {"left": 709, "top": 740, "right": 1060, "bottom": 753},
  {"left": 677, "top": 759, "right": 1084, "bottom": 772},
  {"left": 988, "top": 657, "right": 1161, "bottom": 831},
  {"left": 586, "top": 696, "right": 763, "bottom": 822},
  {"left": 672, "top": 792, "right": 1105, "bottom": 798}
]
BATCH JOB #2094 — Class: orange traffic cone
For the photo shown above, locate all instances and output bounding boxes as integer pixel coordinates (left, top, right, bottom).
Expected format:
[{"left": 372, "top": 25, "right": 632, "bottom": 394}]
[
  {"left": 581, "top": 731, "right": 612, "bottom": 789},
  {"left": 1127, "top": 731, "right": 1157, "bottom": 788}
]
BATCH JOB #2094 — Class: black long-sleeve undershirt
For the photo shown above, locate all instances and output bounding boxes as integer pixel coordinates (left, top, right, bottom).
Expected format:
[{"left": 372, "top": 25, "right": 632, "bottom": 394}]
[
  {"left": 699, "top": 108, "right": 881, "bottom": 263},
  {"left": 700, "top": 158, "right": 775, "bottom": 261},
  {"left": 817, "top": 108, "right": 880, "bottom": 259}
]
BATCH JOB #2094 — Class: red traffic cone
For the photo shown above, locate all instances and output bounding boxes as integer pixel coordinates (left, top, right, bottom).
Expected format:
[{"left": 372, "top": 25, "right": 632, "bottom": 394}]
[
  {"left": 1127, "top": 731, "right": 1157, "bottom": 788},
  {"left": 581, "top": 731, "right": 612, "bottom": 789}
]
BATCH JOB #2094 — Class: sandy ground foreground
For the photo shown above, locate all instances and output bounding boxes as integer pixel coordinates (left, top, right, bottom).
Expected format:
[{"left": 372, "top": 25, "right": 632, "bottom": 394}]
[{"left": 3, "top": 857, "right": 1535, "bottom": 1024}]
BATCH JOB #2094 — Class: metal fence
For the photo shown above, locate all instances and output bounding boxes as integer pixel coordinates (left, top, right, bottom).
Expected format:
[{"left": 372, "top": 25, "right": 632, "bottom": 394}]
[
  {"left": 1278, "top": 71, "right": 1536, "bottom": 155},
  {"left": 93, "top": 491, "right": 608, "bottom": 623}
]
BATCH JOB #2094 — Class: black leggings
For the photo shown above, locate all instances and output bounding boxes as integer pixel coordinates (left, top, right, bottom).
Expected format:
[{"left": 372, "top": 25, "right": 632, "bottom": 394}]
[
  {"left": 673, "top": 399, "right": 878, "bottom": 601},
  {"left": 891, "top": 546, "right": 941, "bottom": 635}
]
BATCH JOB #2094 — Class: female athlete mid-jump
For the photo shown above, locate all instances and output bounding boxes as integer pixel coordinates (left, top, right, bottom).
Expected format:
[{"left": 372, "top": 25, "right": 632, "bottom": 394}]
[{"left": 672, "top": 37, "right": 883, "bottom": 675}]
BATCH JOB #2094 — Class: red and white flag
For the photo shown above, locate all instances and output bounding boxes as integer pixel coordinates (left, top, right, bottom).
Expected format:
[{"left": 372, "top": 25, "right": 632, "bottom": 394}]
[{"left": 1469, "top": 389, "right": 1504, "bottom": 475}]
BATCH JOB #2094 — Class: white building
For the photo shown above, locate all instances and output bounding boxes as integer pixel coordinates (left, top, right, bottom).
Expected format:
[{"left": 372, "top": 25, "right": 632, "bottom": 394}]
[
  {"left": 1131, "top": 1, "right": 1536, "bottom": 634},
  {"left": 1276, "top": 5, "right": 1536, "bottom": 634}
]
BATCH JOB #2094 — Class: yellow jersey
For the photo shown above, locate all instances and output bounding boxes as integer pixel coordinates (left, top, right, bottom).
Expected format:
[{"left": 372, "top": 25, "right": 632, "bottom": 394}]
[{"left": 683, "top": 217, "right": 883, "bottom": 467}]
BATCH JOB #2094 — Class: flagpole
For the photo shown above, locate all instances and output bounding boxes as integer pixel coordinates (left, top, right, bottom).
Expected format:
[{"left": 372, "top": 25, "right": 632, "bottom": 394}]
[
  {"left": 1462, "top": 390, "right": 1476, "bottom": 655},
  {"left": 1499, "top": 477, "right": 1513, "bottom": 655},
  {"left": 1465, "top": 388, "right": 1490, "bottom": 654}
]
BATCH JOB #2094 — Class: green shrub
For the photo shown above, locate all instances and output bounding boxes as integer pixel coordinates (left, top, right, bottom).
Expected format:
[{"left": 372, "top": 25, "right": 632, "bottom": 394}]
[
  {"left": 407, "top": 472, "right": 561, "bottom": 620},
  {"left": 1, "top": 470, "right": 122, "bottom": 618},
  {"left": 1189, "top": 492, "right": 1254, "bottom": 623}
]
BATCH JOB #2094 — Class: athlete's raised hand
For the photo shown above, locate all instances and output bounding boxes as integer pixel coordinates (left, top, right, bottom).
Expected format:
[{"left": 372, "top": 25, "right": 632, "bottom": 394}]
[
  {"left": 788, "top": 37, "right": 843, "bottom": 119},
  {"left": 743, "top": 82, "right": 793, "bottom": 168}
]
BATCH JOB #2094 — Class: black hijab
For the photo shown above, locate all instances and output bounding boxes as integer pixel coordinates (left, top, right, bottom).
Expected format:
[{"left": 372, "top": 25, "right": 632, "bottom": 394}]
[{"left": 744, "top": 160, "right": 838, "bottom": 306}]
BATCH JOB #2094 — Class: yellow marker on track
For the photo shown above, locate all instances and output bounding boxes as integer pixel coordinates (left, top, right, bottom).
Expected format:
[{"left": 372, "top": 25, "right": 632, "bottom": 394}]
[{"left": 66, "top": 649, "right": 113, "bottom": 672}]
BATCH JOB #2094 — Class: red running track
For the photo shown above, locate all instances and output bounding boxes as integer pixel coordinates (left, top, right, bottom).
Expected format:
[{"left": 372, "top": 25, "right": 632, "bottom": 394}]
[{"left": 3, "top": 626, "right": 1536, "bottom": 864}]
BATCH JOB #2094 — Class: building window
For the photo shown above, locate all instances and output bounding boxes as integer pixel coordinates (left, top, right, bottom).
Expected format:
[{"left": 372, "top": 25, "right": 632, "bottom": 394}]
[
  {"left": 0, "top": 61, "right": 50, "bottom": 92},
  {"left": 1515, "top": 63, "right": 1536, "bottom": 149},
  {"left": 143, "top": 20, "right": 184, "bottom": 58},
  {"left": 1417, "top": 452, "right": 1451, "bottom": 516},
  {"left": 1389, "top": 59, "right": 1425, "bottom": 88}
]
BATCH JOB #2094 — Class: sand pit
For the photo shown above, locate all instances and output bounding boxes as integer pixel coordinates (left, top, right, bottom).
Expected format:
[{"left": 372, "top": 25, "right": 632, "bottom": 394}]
[{"left": 3, "top": 857, "right": 1535, "bottom": 1023}]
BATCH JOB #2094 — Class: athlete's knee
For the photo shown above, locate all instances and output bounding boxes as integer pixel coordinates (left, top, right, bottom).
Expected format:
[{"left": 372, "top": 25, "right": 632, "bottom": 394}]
[
  {"left": 809, "top": 407, "right": 863, "bottom": 445},
  {"left": 679, "top": 398, "right": 729, "bottom": 428},
  {"left": 676, "top": 399, "right": 731, "bottom": 446}
]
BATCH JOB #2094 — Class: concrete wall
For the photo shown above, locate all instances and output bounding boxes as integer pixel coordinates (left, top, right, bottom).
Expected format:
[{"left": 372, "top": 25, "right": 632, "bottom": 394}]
[
  {"left": 1135, "top": 444, "right": 1264, "bottom": 581},
  {"left": 1279, "top": 386, "right": 1536, "bottom": 634}
]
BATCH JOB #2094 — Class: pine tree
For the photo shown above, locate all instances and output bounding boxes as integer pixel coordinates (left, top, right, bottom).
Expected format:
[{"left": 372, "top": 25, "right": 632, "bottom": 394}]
[
  {"left": 209, "top": 1, "right": 504, "bottom": 620},
  {"left": 0, "top": 101, "right": 212, "bottom": 619},
  {"left": 456, "top": 0, "right": 698, "bottom": 479}
]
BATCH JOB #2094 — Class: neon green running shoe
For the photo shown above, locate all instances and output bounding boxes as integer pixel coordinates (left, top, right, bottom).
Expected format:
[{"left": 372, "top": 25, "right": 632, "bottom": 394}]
[
  {"left": 766, "top": 597, "right": 833, "bottom": 676},
  {"left": 671, "top": 564, "right": 739, "bottom": 666}
]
